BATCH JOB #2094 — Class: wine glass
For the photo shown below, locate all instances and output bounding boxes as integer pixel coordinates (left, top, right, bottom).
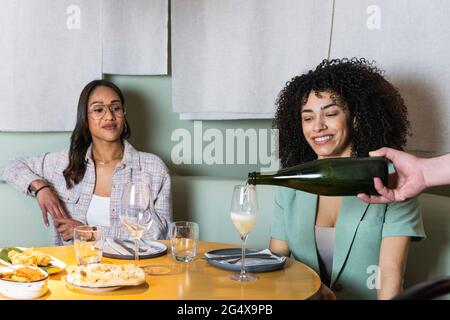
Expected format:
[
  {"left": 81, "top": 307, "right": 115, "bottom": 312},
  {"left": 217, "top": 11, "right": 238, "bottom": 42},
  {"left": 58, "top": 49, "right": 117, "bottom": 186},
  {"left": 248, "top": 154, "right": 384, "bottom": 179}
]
[
  {"left": 230, "top": 184, "right": 258, "bottom": 282},
  {"left": 120, "top": 182, "right": 153, "bottom": 264}
]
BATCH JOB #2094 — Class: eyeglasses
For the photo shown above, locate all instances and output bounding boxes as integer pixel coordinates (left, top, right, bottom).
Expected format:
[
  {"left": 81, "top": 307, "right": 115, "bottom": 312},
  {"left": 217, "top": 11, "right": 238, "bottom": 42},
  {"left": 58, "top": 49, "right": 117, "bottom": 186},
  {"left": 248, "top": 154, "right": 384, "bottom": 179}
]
[{"left": 88, "top": 103, "right": 126, "bottom": 120}]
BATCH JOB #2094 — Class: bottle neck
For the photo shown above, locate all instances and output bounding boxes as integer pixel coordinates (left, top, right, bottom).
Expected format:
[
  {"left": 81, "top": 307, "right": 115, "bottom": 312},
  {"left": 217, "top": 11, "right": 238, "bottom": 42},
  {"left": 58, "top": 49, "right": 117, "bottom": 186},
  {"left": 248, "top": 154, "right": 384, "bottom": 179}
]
[
  {"left": 248, "top": 171, "right": 281, "bottom": 186},
  {"left": 248, "top": 172, "right": 257, "bottom": 185}
]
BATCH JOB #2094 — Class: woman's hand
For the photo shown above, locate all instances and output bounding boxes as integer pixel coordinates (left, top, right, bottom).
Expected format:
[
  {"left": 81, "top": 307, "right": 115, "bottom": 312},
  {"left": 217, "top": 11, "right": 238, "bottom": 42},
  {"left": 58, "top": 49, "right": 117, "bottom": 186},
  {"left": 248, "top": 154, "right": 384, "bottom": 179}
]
[
  {"left": 318, "top": 283, "right": 337, "bottom": 300},
  {"left": 34, "top": 184, "right": 69, "bottom": 227},
  {"left": 53, "top": 218, "right": 83, "bottom": 241}
]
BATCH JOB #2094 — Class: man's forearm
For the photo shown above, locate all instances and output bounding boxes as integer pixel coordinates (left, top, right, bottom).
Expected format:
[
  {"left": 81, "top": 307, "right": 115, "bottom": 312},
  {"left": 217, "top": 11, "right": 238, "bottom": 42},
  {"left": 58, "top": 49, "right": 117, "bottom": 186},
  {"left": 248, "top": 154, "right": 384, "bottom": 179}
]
[{"left": 422, "top": 153, "right": 450, "bottom": 188}]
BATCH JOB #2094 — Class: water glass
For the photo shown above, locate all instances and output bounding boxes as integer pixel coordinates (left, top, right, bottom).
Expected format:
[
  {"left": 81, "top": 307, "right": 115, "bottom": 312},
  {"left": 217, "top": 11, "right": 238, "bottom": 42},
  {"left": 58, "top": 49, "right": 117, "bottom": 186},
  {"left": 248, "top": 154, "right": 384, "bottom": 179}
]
[
  {"left": 73, "top": 226, "right": 103, "bottom": 265},
  {"left": 170, "top": 221, "right": 199, "bottom": 262}
]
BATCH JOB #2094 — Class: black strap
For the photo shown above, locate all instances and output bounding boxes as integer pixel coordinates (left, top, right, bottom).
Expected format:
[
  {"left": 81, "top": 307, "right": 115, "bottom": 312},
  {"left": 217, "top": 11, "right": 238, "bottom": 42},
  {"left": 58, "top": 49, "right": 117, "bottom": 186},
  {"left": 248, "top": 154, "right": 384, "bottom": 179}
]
[{"left": 34, "top": 185, "right": 50, "bottom": 197}]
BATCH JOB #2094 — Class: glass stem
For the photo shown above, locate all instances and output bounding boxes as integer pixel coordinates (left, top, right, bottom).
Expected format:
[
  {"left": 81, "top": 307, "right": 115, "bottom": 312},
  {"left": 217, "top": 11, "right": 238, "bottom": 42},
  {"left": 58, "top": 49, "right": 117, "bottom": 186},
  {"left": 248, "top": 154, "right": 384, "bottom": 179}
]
[
  {"left": 240, "top": 234, "right": 248, "bottom": 278},
  {"left": 134, "top": 238, "right": 139, "bottom": 264}
]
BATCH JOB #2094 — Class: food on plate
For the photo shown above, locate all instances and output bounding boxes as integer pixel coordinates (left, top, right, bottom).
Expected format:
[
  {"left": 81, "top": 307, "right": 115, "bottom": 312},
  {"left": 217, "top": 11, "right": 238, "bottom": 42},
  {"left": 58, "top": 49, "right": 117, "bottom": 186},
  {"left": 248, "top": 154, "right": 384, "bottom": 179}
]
[
  {"left": 0, "top": 266, "right": 46, "bottom": 282},
  {"left": 0, "top": 247, "right": 65, "bottom": 275},
  {"left": 65, "top": 263, "right": 146, "bottom": 288},
  {"left": 7, "top": 248, "right": 52, "bottom": 267}
]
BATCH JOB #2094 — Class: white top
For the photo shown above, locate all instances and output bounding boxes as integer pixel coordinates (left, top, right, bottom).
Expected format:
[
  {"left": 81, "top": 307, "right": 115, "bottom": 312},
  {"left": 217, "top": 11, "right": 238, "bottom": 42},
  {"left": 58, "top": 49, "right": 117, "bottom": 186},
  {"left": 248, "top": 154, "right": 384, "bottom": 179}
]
[
  {"left": 86, "top": 195, "right": 111, "bottom": 227},
  {"left": 315, "top": 226, "right": 336, "bottom": 284}
]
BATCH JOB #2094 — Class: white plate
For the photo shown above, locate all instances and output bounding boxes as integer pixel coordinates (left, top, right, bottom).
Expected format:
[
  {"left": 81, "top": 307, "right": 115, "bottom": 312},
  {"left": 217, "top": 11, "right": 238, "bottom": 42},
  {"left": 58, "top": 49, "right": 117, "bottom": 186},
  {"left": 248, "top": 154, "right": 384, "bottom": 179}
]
[
  {"left": 0, "top": 247, "right": 67, "bottom": 275},
  {"left": 64, "top": 263, "right": 146, "bottom": 293},
  {"left": 65, "top": 281, "right": 123, "bottom": 293},
  {"left": 103, "top": 239, "right": 167, "bottom": 260}
]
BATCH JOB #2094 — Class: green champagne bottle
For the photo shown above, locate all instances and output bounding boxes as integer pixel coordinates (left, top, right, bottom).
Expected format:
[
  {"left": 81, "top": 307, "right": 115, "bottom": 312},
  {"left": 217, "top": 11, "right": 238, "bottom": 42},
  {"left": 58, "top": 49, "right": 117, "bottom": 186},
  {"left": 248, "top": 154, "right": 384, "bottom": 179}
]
[{"left": 248, "top": 157, "right": 389, "bottom": 196}]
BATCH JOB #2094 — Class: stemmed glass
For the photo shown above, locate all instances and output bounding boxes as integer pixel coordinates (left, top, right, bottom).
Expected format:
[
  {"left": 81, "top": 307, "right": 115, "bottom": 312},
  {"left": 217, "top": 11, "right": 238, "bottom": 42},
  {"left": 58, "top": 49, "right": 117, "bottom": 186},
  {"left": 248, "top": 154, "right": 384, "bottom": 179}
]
[
  {"left": 120, "top": 182, "right": 153, "bottom": 264},
  {"left": 230, "top": 184, "right": 258, "bottom": 282}
]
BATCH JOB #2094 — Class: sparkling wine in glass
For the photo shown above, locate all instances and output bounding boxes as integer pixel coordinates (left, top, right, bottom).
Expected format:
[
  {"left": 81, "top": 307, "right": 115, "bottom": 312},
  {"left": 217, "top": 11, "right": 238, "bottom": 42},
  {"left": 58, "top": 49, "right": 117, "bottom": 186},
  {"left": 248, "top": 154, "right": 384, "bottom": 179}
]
[
  {"left": 120, "top": 182, "right": 153, "bottom": 264},
  {"left": 230, "top": 184, "right": 258, "bottom": 282}
]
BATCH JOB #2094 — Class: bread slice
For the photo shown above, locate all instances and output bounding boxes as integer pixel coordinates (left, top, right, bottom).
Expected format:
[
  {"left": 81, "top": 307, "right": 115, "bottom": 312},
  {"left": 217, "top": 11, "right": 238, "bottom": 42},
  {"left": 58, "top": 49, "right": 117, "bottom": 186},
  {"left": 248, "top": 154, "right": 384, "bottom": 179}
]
[{"left": 65, "top": 263, "right": 146, "bottom": 288}]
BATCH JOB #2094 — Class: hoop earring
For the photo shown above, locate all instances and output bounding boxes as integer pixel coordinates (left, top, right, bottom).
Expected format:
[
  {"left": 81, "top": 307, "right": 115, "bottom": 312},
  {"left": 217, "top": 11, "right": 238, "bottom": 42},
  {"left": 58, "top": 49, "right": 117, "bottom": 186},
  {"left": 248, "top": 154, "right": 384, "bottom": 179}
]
[{"left": 122, "top": 120, "right": 128, "bottom": 137}]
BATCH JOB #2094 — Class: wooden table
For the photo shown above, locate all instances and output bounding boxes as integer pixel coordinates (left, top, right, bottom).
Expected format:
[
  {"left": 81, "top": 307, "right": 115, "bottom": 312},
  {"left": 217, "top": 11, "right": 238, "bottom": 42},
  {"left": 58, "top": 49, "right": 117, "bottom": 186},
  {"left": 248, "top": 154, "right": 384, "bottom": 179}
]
[{"left": 2, "top": 241, "right": 321, "bottom": 300}]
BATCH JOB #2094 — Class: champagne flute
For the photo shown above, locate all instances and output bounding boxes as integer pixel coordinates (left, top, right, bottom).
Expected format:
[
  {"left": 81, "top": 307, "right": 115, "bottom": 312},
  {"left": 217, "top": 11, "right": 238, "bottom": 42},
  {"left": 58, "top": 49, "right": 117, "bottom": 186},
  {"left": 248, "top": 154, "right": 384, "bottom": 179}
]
[
  {"left": 230, "top": 184, "right": 258, "bottom": 282},
  {"left": 120, "top": 182, "right": 153, "bottom": 264}
]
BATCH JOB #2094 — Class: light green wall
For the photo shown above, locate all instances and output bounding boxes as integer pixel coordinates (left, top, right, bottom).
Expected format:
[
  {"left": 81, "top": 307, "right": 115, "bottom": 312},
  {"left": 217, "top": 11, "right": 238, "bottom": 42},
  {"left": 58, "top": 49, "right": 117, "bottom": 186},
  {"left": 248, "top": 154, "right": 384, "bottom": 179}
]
[
  {"left": 0, "top": 75, "right": 273, "bottom": 178},
  {"left": 104, "top": 75, "right": 273, "bottom": 177},
  {"left": 0, "top": 183, "right": 53, "bottom": 247}
]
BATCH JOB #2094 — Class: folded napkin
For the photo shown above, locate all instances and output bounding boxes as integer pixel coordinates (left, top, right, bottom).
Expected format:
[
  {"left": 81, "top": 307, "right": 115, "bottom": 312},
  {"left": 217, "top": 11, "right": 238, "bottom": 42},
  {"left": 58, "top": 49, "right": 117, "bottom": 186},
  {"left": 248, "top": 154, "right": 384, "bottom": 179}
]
[
  {"left": 204, "top": 249, "right": 286, "bottom": 266},
  {"left": 104, "top": 238, "right": 159, "bottom": 256},
  {"left": 122, "top": 239, "right": 159, "bottom": 254}
]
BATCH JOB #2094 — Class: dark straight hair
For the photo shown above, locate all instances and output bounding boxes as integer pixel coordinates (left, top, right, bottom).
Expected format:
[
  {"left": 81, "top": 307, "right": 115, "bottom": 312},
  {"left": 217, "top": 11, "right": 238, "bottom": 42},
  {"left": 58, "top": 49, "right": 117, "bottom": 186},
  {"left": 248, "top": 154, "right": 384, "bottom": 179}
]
[{"left": 63, "top": 80, "right": 131, "bottom": 189}]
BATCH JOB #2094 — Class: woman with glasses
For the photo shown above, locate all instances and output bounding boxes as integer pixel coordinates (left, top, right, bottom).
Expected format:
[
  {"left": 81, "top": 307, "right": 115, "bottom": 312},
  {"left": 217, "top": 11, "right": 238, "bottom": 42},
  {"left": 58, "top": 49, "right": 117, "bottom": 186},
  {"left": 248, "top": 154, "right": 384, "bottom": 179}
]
[{"left": 0, "top": 80, "right": 173, "bottom": 245}]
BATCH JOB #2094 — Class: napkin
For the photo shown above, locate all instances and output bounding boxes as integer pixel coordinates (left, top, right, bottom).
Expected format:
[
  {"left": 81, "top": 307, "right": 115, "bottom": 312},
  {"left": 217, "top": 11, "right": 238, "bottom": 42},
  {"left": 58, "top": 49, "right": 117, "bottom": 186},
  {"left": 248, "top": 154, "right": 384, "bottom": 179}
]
[
  {"left": 204, "top": 249, "right": 286, "bottom": 266},
  {"left": 123, "top": 239, "right": 159, "bottom": 254},
  {"left": 104, "top": 238, "right": 159, "bottom": 256}
]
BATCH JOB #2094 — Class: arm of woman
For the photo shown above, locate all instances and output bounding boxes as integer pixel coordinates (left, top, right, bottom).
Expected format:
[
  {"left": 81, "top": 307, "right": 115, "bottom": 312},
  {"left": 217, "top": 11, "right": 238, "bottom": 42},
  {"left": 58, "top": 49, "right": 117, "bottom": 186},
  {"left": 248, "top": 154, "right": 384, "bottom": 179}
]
[
  {"left": 269, "top": 237, "right": 291, "bottom": 257},
  {"left": 0, "top": 152, "right": 54, "bottom": 194},
  {"left": 150, "top": 173, "right": 173, "bottom": 239},
  {"left": 34, "top": 184, "right": 69, "bottom": 226},
  {"left": 0, "top": 151, "right": 68, "bottom": 225},
  {"left": 377, "top": 196, "right": 425, "bottom": 299},
  {"left": 53, "top": 218, "right": 84, "bottom": 241},
  {"left": 377, "top": 236, "right": 410, "bottom": 299}
]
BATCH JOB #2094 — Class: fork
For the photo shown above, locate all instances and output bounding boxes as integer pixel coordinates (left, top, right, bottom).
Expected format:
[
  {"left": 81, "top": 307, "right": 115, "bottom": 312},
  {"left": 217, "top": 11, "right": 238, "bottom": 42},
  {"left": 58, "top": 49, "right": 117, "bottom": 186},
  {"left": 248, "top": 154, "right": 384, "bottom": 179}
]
[
  {"left": 227, "top": 256, "right": 280, "bottom": 264},
  {"left": 205, "top": 254, "right": 279, "bottom": 264},
  {"left": 205, "top": 253, "right": 274, "bottom": 261},
  {"left": 122, "top": 239, "right": 148, "bottom": 253}
]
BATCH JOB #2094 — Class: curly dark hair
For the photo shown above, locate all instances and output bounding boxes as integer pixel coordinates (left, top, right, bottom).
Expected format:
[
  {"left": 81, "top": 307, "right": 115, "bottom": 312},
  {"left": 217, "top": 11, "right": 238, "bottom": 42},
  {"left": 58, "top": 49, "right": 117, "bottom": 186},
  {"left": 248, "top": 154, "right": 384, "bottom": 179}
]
[{"left": 273, "top": 57, "right": 410, "bottom": 168}]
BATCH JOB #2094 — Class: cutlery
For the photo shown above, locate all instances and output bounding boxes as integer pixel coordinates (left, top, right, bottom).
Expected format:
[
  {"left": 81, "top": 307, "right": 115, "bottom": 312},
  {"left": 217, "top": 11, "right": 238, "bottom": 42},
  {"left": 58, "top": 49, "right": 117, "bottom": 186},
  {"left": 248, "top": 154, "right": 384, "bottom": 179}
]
[
  {"left": 227, "top": 256, "right": 280, "bottom": 264},
  {"left": 205, "top": 253, "right": 275, "bottom": 261},
  {"left": 106, "top": 238, "right": 130, "bottom": 255},
  {"left": 114, "top": 239, "right": 136, "bottom": 256},
  {"left": 123, "top": 239, "right": 149, "bottom": 253}
]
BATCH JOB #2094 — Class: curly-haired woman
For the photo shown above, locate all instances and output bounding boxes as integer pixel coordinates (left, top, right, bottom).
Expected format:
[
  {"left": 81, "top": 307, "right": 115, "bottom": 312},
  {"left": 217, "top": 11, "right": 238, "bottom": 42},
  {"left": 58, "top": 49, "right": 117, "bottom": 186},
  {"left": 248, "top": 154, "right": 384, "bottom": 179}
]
[
  {"left": 269, "top": 58, "right": 425, "bottom": 300},
  {"left": 0, "top": 80, "right": 172, "bottom": 245}
]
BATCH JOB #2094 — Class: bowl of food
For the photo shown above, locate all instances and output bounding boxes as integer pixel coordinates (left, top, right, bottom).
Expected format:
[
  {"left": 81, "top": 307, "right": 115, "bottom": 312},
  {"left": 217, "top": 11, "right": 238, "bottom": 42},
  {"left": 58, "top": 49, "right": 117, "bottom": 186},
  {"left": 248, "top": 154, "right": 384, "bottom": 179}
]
[{"left": 0, "top": 265, "right": 49, "bottom": 299}]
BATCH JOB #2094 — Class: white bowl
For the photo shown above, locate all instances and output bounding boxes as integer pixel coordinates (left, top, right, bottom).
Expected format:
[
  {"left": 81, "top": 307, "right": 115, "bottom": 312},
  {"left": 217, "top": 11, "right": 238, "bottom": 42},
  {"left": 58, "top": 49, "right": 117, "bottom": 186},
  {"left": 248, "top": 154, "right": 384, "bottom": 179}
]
[{"left": 0, "top": 265, "right": 49, "bottom": 299}]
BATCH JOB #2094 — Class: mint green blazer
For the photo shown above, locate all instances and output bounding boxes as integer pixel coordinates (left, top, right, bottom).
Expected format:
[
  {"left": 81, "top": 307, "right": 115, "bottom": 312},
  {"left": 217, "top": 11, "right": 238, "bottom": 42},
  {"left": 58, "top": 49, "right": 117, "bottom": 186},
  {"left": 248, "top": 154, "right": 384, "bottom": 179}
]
[{"left": 271, "top": 188, "right": 426, "bottom": 300}]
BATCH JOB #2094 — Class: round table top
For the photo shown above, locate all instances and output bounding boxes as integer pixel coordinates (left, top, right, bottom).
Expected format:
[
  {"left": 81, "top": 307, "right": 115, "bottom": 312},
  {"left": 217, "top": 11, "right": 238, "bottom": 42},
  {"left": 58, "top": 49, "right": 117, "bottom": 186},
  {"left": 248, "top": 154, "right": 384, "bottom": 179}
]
[{"left": 1, "top": 240, "right": 321, "bottom": 300}]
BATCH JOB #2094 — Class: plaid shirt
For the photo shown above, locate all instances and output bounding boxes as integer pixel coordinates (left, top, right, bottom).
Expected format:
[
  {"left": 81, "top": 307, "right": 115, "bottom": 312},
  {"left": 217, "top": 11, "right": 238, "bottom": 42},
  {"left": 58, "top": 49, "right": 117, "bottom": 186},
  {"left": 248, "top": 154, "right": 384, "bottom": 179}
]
[{"left": 0, "top": 140, "right": 173, "bottom": 246}]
